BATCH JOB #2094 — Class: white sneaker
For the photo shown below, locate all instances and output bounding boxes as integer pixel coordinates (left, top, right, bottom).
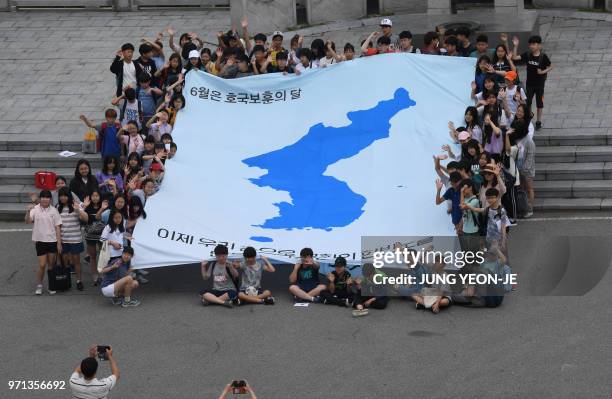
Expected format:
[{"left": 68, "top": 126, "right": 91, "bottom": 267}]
[
  {"left": 137, "top": 275, "right": 149, "bottom": 284},
  {"left": 48, "top": 290, "right": 57, "bottom": 295},
  {"left": 35, "top": 286, "right": 43, "bottom": 295},
  {"left": 138, "top": 269, "right": 149, "bottom": 276},
  {"left": 524, "top": 211, "right": 533, "bottom": 218}
]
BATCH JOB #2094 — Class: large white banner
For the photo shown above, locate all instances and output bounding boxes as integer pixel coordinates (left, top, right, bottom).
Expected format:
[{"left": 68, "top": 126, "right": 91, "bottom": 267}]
[{"left": 132, "top": 53, "right": 475, "bottom": 268}]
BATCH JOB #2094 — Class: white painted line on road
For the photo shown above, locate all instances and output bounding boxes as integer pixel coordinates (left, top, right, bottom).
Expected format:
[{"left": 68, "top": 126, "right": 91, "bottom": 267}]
[
  {"left": 520, "top": 216, "right": 612, "bottom": 222},
  {"left": 0, "top": 228, "right": 33, "bottom": 232}
]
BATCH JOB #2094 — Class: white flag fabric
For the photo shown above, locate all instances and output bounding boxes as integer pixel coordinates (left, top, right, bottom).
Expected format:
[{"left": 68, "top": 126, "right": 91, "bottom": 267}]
[{"left": 131, "top": 53, "right": 476, "bottom": 268}]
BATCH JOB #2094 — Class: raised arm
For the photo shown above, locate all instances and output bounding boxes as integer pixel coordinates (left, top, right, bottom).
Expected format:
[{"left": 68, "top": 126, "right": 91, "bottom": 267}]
[
  {"left": 361, "top": 31, "right": 378, "bottom": 53},
  {"left": 511, "top": 36, "right": 521, "bottom": 61},
  {"left": 433, "top": 154, "right": 449, "bottom": 180},
  {"left": 261, "top": 255, "right": 275, "bottom": 272},
  {"left": 142, "top": 37, "right": 162, "bottom": 52},
  {"left": 111, "top": 93, "right": 125, "bottom": 106},
  {"left": 167, "top": 26, "right": 180, "bottom": 54},
  {"left": 289, "top": 263, "right": 300, "bottom": 283},
  {"left": 435, "top": 179, "right": 445, "bottom": 205},
  {"left": 24, "top": 204, "right": 34, "bottom": 224},
  {"left": 79, "top": 114, "right": 95, "bottom": 129},
  {"left": 200, "top": 261, "right": 211, "bottom": 280},
  {"left": 241, "top": 17, "right": 252, "bottom": 54}
]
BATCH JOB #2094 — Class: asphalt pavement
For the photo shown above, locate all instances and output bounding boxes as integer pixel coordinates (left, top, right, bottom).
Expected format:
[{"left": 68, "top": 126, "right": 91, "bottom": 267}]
[{"left": 0, "top": 215, "right": 611, "bottom": 399}]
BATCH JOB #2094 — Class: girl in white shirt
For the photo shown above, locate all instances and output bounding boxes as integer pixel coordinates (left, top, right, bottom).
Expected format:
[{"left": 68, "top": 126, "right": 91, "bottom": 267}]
[{"left": 100, "top": 210, "right": 127, "bottom": 263}]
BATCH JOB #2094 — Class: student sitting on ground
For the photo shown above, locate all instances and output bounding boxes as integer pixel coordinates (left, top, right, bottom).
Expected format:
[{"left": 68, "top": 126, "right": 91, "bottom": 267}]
[
  {"left": 412, "top": 253, "right": 452, "bottom": 314},
  {"left": 319, "top": 256, "right": 354, "bottom": 307},
  {"left": 352, "top": 263, "right": 390, "bottom": 317},
  {"left": 200, "top": 244, "right": 240, "bottom": 307},
  {"left": 237, "top": 246, "right": 276, "bottom": 305},
  {"left": 100, "top": 246, "right": 140, "bottom": 307},
  {"left": 289, "top": 247, "right": 326, "bottom": 302}
]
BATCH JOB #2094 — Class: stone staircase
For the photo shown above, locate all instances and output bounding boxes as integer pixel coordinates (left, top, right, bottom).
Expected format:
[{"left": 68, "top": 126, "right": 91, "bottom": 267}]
[
  {"left": 0, "top": 138, "right": 101, "bottom": 220},
  {"left": 2, "top": 127, "right": 612, "bottom": 220},
  {"left": 533, "top": 127, "right": 612, "bottom": 211}
]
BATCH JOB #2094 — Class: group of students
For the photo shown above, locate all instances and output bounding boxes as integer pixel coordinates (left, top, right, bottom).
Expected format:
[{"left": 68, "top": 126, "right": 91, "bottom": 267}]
[
  {"left": 24, "top": 18, "right": 550, "bottom": 312},
  {"left": 199, "top": 244, "right": 392, "bottom": 317}
]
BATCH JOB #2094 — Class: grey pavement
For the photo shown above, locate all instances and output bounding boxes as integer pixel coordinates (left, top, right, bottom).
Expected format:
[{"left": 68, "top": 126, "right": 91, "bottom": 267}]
[{"left": 0, "top": 217, "right": 611, "bottom": 399}]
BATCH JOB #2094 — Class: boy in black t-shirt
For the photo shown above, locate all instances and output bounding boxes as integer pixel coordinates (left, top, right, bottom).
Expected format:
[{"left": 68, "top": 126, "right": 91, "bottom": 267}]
[
  {"left": 511, "top": 35, "right": 553, "bottom": 130},
  {"left": 319, "top": 257, "right": 354, "bottom": 307},
  {"left": 289, "top": 248, "right": 326, "bottom": 302}
]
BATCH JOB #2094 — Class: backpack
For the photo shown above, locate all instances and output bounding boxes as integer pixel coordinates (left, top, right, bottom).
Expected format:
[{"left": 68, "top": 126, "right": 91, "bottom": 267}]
[
  {"left": 119, "top": 98, "right": 143, "bottom": 126},
  {"left": 97, "top": 121, "right": 121, "bottom": 153},
  {"left": 472, "top": 207, "right": 488, "bottom": 237},
  {"left": 207, "top": 261, "right": 239, "bottom": 290}
]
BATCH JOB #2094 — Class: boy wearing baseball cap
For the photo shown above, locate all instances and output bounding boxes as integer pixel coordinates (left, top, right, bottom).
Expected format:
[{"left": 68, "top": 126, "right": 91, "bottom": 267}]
[
  {"left": 268, "top": 31, "right": 286, "bottom": 67},
  {"left": 379, "top": 18, "right": 400, "bottom": 49}
]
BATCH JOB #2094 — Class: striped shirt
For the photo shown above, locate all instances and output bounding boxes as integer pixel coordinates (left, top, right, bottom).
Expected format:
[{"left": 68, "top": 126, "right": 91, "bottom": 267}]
[
  {"left": 58, "top": 206, "right": 83, "bottom": 244},
  {"left": 69, "top": 372, "right": 116, "bottom": 399}
]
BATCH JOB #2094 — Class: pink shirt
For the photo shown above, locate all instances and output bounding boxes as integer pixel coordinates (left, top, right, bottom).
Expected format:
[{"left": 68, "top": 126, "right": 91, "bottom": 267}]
[
  {"left": 120, "top": 134, "right": 144, "bottom": 155},
  {"left": 29, "top": 204, "right": 62, "bottom": 242}
]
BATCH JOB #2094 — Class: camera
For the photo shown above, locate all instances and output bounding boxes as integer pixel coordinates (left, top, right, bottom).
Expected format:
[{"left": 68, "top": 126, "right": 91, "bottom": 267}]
[
  {"left": 231, "top": 380, "right": 247, "bottom": 394},
  {"left": 97, "top": 346, "right": 111, "bottom": 361}
]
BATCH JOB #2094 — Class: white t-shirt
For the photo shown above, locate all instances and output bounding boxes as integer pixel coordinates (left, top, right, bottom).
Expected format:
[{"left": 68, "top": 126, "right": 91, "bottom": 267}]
[
  {"left": 100, "top": 225, "right": 125, "bottom": 257},
  {"left": 501, "top": 85, "right": 526, "bottom": 115},
  {"left": 318, "top": 56, "right": 336, "bottom": 68},
  {"left": 122, "top": 61, "right": 136, "bottom": 89},
  {"left": 295, "top": 62, "right": 316, "bottom": 73},
  {"left": 69, "top": 372, "right": 116, "bottom": 399}
]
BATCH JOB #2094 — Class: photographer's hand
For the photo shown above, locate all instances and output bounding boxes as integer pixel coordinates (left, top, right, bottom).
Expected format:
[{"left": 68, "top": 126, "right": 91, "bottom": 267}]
[
  {"left": 88, "top": 345, "right": 97, "bottom": 358},
  {"left": 245, "top": 380, "right": 257, "bottom": 399},
  {"left": 107, "top": 347, "right": 120, "bottom": 381},
  {"left": 218, "top": 383, "right": 232, "bottom": 399}
]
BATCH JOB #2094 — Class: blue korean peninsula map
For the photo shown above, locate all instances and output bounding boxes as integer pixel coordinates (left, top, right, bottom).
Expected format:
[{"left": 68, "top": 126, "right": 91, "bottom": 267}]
[{"left": 243, "top": 88, "right": 416, "bottom": 238}]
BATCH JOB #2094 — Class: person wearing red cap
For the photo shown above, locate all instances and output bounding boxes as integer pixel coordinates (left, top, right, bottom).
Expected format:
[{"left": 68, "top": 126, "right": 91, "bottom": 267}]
[{"left": 500, "top": 70, "right": 526, "bottom": 115}]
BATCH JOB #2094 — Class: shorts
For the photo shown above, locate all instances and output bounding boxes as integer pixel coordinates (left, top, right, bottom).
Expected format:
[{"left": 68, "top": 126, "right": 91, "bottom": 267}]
[
  {"left": 520, "top": 168, "right": 535, "bottom": 179},
  {"left": 526, "top": 85, "right": 545, "bottom": 109},
  {"left": 86, "top": 239, "right": 100, "bottom": 247},
  {"left": 62, "top": 242, "right": 84, "bottom": 254},
  {"left": 201, "top": 289, "right": 238, "bottom": 301},
  {"left": 297, "top": 282, "right": 319, "bottom": 293},
  {"left": 35, "top": 241, "right": 57, "bottom": 257},
  {"left": 101, "top": 284, "right": 116, "bottom": 298}
]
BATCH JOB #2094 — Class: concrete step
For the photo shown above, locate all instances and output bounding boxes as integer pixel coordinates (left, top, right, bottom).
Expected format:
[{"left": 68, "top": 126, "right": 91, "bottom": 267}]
[
  {"left": 0, "top": 203, "right": 29, "bottom": 222},
  {"left": 0, "top": 151, "right": 101, "bottom": 169},
  {"left": 534, "top": 128, "right": 612, "bottom": 146},
  {"left": 0, "top": 168, "right": 74, "bottom": 186},
  {"left": 533, "top": 198, "right": 612, "bottom": 211},
  {"left": 535, "top": 146, "right": 612, "bottom": 163},
  {"left": 534, "top": 180, "right": 612, "bottom": 198},
  {"left": 0, "top": 185, "right": 37, "bottom": 204},
  {"left": 0, "top": 138, "right": 82, "bottom": 152},
  {"left": 534, "top": 162, "right": 612, "bottom": 181}
]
